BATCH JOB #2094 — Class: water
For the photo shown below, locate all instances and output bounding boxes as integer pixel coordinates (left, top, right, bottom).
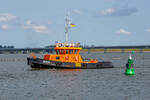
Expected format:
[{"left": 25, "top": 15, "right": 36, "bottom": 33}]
[{"left": 0, "top": 53, "right": 150, "bottom": 100}]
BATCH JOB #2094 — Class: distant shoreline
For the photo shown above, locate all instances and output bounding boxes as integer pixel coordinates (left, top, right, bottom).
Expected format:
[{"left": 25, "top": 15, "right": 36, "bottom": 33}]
[
  {"left": 80, "top": 48, "right": 150, "bottom": 53},
  {"left": 0, "top": 45, "right": 150, "bottom": 54}
]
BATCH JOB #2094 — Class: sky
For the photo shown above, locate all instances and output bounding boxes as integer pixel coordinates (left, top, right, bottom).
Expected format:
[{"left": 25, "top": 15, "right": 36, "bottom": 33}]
[{"left": 0, "top": 0, "right": 150, "bottom": 48}]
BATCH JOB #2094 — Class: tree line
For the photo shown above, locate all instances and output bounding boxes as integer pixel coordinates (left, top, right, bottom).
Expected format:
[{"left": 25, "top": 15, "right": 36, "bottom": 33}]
[{"left": 0, "top": 45, "right": 15, "bottom": 48}]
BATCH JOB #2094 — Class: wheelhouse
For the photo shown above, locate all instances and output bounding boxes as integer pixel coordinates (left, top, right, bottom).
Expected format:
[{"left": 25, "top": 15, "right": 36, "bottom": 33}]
[{"left": 55, "top": 43, "right": 82, "bottom": 55}]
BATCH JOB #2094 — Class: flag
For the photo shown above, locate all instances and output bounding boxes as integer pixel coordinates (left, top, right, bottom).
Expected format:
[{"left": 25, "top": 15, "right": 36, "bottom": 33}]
[{"left": 70, "top": 23, "right": 76, "bottom": 27}]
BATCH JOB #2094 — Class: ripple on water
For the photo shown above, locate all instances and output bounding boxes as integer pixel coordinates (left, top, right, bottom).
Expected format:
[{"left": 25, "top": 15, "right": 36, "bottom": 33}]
[{"left": 0, "top": 53, "right": 150, "bottom": 100}]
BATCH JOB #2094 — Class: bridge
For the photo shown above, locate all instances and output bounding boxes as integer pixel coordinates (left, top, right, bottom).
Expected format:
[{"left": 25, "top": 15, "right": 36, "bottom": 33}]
[
  {"left": 0, "top": 45, "right": 150, "bottom": 54},
  {"left": 0, "top": 48, "right": 54, "bottom": 54},
  {"left": 85, "top": 45, "right": 150, "bottom": 49}
]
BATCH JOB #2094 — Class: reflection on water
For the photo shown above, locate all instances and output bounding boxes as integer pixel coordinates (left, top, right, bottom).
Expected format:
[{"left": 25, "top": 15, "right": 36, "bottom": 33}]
[
  {"left": 50, "top": 69, "right": 82, "bottom": 72},
  {"left": 0, "top": 53, "right": 150, "bottom": 100},
  {"left": 29, "top": 68, "right": 82, "bottom": 73}
]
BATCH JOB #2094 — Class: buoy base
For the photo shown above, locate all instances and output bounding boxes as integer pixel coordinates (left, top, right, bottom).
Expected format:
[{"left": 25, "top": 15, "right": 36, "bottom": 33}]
[{"left": 125, "top": 68, "right": 135, "bottom": 75}]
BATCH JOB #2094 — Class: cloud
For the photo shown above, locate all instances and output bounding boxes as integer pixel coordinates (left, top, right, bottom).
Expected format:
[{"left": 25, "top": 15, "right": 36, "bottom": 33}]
[
  {"left": 23, "top": 20, "right": 47, "bottom": 33},
  {"left": 98, "top": 7, "right": 138, "bottom": 16},
  {"left": 32, "top": 25, "right": 47, "bottom": 33},
  {"left": 146, "top": 28, "right": 150, "bottom": 32},
  {"left": 99, "top": 8, "right": 115, "bottom": 15},
  {"left": 1, "top": 24, "right": 8, "bottom": 30},
  {"left": 0, "top": 13, "right": 17, "bottom": 22},
  {"left": 117, "top": 28, "right": 131, "bottom": 35},
  {"left": 72, "top": 9, "right": 82, "bottom": 15},
  {"left": 26, "top": 20, "right": 32, "bottom": 25}
]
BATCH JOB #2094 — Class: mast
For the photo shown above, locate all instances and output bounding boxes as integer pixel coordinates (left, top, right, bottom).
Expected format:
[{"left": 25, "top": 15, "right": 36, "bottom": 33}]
[{"left": 65, "top": 13, "right": 71, "bottom": 43}]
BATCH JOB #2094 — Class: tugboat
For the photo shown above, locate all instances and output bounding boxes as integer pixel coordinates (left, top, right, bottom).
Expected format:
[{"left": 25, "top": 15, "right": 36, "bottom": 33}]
[{"left": 27, "top": 15, "right": 114, "bottom": 69}]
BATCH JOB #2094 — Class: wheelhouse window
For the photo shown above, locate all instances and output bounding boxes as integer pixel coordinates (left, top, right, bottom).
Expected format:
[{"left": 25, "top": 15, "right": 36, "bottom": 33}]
[
  {"left": 70, "top": 50, "right": 74, "bottom": 54},
  {"left": 60, "top": 50, "right": 65, "bottom": 54},
  {"left": 56, "top": 49, "right": 80, "bottom": 54},
  {"left": 56, "top": 50, "right": 59, "bottom": 54},
  {"left": 66, "top": 50, "right": 69, "bottom": 54},
  {"left": 74, "top": 50, "right": 78, "bottom": 54}
]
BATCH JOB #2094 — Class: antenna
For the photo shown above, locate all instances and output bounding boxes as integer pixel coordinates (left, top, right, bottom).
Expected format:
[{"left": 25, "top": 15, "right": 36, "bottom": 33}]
[{"left": 65, "top": 12, "right": 71, "bottom": 43}]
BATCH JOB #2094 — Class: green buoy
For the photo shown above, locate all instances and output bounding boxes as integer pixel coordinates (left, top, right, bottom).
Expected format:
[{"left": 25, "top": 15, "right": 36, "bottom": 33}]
[{"left": 125, "top": 55, "right": 135, "bottom": 75}]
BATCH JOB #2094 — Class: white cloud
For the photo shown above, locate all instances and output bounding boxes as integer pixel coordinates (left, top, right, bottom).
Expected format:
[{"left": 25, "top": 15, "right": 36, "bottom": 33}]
[
  {"left": 32, "top": 25, "right": 47, "bottom": 33},
  {"left": 1, "top": 24, "right": 8, "bottom": 30},
  {"left": 99, "top": 8, "right": 115, "bottom": 15},
  {"left": 0, "top": 13, "right": 16, "bottom": 22},
  {"left": 72, "top": 9, "right": 82, "bottom": 15},
  {"left": 26, "top": 20, "right": 32, "bottom": 25},
  {"left": 146, "top": 28, "right": 150, "bottom": 32},
  {"left": 98, "top": 7, "right": 138, "bottom": 16},
  {"left": 117, "top": 28, "right": 131, "bottom": 35},
  {"left": 23, "top": 20, "right": 47, "bottom": 33}
]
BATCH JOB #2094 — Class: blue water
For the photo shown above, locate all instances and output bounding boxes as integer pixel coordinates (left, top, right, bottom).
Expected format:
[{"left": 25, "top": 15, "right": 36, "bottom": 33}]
[{"left": 0, "top": 53, "right": 150, "bottom": 100}]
